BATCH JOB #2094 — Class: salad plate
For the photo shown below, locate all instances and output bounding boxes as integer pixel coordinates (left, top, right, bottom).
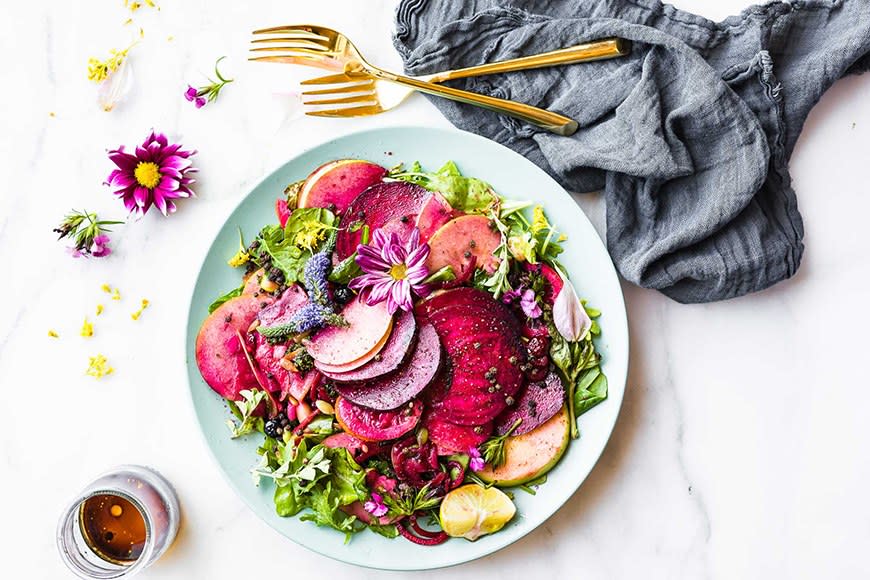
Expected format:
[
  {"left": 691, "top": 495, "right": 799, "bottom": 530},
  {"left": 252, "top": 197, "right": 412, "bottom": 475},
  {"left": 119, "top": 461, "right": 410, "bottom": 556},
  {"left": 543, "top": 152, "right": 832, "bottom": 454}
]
[{"left": 184, "top": 126, "right": 628, "bottom": 570}]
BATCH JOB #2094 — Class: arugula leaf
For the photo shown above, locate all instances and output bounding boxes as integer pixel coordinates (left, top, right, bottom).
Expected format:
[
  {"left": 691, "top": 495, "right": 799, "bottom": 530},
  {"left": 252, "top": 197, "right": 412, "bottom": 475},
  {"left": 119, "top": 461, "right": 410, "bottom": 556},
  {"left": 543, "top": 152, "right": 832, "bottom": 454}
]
[
  {"left": 480, "top": 418, "right": 522, "bottom": 468},
  {"left": 256, "top": 225, "right": 305, "bottom": 283},
  {"left": 225, "top": 389, "right": 267, "bottom": 438},
  {"left": 389, "top": 161, "right": 497, "bottom": 213},
  {"left": 208, "top": 284, "right": 244, "bottom": 314}
]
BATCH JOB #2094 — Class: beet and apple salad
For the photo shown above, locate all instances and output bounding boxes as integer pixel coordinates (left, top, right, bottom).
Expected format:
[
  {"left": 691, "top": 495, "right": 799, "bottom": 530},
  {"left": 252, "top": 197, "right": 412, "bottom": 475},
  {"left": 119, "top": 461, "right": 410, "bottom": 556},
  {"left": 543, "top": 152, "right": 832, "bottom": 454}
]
[{"left": 195, "top": 159, "right": 608, "bottom": 544}]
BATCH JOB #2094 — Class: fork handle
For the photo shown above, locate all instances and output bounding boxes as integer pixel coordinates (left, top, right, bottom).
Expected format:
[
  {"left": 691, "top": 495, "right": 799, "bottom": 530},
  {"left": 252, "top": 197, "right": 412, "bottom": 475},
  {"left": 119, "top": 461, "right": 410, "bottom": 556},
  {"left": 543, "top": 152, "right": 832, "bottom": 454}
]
[
  {"left": 426, "top": 38, "right": 630, "bottom": 83},
  {"left": 372, "top": 69, "right": 579, "bottom": 136}
]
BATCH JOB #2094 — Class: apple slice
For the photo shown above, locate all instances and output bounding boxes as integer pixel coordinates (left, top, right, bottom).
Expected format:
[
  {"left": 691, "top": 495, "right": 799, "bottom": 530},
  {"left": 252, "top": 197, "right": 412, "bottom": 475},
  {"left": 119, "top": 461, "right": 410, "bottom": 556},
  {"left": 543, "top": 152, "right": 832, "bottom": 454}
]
[
  {"left": 297, "top": 159, "right": 386, "bottom": 213},
  {"left": 306, "top": 296, "right": 393, "bottom": 370},
  {"left": 425, "top": 214, "right": 501, "bottom": 277}
]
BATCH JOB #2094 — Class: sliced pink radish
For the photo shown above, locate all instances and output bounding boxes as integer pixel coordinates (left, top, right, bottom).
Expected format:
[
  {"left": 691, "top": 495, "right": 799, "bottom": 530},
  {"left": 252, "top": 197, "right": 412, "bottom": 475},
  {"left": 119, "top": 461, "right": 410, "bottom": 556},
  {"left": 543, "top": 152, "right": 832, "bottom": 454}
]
[{"left": 306, "top": 296, "right": 393, "bottom": 370}]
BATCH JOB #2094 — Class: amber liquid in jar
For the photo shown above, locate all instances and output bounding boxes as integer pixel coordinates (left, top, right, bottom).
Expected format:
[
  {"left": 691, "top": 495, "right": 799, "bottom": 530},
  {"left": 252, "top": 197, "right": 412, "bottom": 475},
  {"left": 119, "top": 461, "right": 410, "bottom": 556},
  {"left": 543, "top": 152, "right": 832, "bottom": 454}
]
[{"left": 79, "top": 494, "right": 147, "bottom": 564}]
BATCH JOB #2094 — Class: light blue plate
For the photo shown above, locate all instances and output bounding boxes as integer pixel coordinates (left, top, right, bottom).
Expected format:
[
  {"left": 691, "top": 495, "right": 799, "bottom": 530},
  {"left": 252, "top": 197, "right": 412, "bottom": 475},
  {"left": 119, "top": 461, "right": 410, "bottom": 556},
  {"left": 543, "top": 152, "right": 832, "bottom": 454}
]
[{"left": 185, "top": 126, "right": 628, "bottom": 570}]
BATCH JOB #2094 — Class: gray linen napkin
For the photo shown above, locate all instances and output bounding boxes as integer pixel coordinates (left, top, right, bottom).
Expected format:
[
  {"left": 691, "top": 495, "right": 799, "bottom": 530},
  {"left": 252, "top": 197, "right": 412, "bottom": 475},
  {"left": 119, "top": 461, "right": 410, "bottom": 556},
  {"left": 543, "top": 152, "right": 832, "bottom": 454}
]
[{"left": 393, "top": 0, "right": 870, "bottom": 303}]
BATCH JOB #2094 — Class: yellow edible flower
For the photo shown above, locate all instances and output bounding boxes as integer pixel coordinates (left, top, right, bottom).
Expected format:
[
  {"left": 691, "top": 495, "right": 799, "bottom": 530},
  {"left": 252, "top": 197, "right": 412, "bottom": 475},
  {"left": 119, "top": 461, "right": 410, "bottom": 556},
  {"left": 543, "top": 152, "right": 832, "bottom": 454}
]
[
  {"left": 48, "top": 330, "right": 59, "bottom": 338},
  {"left": 131, "top": 299, "right": 150, "bottom": 321},
  {"left": 96, "top": 304, "right": 104, "bottom": 316},
  {"left": 86, "top": 354, "right": 114, "bottom": 379},
  {"left": 87, "top": 45, "right": 133, "bottom": 83},
  {"left": 293, "top": 220, "right": 334, "bottom": 253},
  {"left": 111, "top": 288, "right": 121, "bottom": 301},
  {"left": 101, "top": 283, "right": 112, "bottom": 293},
  {"left": 227, "top": 249, "right": 250, "bottom": 268},
  {"left": 531, "top": 205, "right": 549, "bottom": 234},
  {"left": 80, "top": 318, "right": 94, "bottom": 338}
]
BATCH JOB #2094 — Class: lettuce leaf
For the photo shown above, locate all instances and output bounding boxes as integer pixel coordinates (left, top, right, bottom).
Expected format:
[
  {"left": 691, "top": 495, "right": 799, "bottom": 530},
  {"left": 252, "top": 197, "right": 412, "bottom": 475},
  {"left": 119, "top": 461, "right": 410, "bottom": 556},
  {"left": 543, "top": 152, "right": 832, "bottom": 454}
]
[{"left": 389, "top": 161, "right": 496, "bottom": 214}]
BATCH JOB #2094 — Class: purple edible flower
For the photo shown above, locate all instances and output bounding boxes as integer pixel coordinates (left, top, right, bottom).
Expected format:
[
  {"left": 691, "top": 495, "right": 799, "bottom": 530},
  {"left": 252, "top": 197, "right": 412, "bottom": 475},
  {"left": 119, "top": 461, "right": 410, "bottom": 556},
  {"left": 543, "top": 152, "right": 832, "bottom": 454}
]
[
  {"left": 89, "top": 234, "right": 112, "bottom": 258},
  {"left": 106, "top": 130, "right": 197, "bottom": 217},
  {"left": 349, "top": 228, "right": 431, "bottom": 314},
  {"left": 502, "top": 288, "right": 522, "bottom": 304},
  {"left": 184, "top": 57, "right": 233, "bottom": 109},
  {"left": 303, "top": 248, "right": 332, "bottom": 305},
  {"left": 520, "top": 289, "right": 542, "bottom": 319},
  {"left": 364, "top": 492, "right": 388, "bottom": 518},
  {"left": 468, "top": 447, "right": 485, "bottom": 472}
]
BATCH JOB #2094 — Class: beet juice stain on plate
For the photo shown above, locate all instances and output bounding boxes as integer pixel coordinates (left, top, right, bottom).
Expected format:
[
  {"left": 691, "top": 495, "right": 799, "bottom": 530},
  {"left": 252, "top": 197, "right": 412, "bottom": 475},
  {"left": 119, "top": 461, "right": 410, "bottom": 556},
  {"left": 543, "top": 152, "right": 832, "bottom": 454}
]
[{"left": 57, "top": 465, "right": 180, "bottom": 579}]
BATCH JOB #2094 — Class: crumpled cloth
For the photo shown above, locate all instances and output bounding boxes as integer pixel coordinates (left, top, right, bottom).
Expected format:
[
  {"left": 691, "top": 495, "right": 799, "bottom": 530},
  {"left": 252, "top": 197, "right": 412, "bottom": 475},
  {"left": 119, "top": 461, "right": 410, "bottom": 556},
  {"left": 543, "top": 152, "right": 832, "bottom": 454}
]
[{"left": 393, "top": 0, "right": 870, "bottom": 303}]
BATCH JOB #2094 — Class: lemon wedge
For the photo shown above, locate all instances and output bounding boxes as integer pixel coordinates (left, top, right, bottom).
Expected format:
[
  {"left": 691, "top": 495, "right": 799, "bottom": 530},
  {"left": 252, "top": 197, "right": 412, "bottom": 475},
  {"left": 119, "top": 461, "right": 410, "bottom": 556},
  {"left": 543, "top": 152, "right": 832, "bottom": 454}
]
[{"left": 439, "top": 484, "right": 516, "bottom": 541}]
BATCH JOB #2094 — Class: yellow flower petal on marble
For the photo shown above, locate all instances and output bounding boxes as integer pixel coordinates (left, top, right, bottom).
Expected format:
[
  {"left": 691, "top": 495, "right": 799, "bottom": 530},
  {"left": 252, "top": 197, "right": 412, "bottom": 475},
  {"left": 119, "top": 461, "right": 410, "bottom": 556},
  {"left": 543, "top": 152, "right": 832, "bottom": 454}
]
[
  {"left": 48, "top": 330, "right": 59, "bottom": 338},
  {"left": 86, "top": 354, "right": 114, "bottom": 379},
  {"left": 80, "top": 318, "right": 94, "bottom": 338},
  {"left": 111, "top": 288, "right": 121, "bottom": 301}
]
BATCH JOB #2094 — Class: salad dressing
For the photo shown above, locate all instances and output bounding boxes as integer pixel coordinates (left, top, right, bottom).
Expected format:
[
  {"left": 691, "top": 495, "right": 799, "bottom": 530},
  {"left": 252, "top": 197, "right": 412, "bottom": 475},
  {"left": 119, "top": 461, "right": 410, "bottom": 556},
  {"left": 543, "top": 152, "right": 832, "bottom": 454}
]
[{"left": 79, "top": 494, "right": 147, "bottom": 564}]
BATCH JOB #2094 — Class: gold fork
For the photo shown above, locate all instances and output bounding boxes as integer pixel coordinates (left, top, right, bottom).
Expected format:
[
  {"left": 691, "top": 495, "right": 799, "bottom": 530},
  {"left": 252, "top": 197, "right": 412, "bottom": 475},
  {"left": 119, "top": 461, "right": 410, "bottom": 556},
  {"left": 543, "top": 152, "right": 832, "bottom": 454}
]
[{"left": 249, "top": 25, "right": 626, "bottom": 135}]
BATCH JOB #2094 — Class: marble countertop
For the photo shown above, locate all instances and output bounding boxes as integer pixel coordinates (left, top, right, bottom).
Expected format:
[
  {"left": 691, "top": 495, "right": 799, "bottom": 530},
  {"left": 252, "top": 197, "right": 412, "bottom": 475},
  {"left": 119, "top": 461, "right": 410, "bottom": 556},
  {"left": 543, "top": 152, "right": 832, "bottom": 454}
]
[{"left": 2, "top": 1, "right": 869, "bottom": 578}]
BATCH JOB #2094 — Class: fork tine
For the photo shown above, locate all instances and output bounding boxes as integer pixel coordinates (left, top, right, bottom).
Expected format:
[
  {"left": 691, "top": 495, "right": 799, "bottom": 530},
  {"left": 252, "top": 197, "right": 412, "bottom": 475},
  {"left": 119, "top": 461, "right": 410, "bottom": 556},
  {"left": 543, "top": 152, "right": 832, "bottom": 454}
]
[
  {"left": 247, "top": 55, "right": 337, "bottom": 67},
  {"left": 305, "top": 105, "right": 384, "bottom": 118},
  {"left": 301, "top": 82, "right": 375, "bottom": 96},
  {"left": 249, "top": 37, "right": 329, "bottom": 50},
  {"left": 299, "top": 73, "right": 358, "bottom": 85},
  {"left": 249, "top": 44, "right": 330, "bottom": 54},
  {"left": 303, "top": 93, "right": 377, "bottom": 107},
  {"left": 251, "top": 26, "right": 330, "bottom": 41}
]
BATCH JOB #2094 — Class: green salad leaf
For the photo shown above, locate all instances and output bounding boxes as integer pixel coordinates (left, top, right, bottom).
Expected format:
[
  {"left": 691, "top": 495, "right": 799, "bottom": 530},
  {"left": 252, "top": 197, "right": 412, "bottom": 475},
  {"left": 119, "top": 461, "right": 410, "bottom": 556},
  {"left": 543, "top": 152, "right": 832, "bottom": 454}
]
[
  {"left": 226, "top": 389, "right": 267, "bottom": 439},
  {"left": 548, "top": 303, "right": 607, "bottom": 439},
  {"left": 389, "top": 161, "right": 497, "bottom": 214},
  {"left": 250, "top": 208, "right": 336, "bottom": 284},
  {"left": 208, "top": 283, "right": 244, "bottom": 313},
  {"left": 252, "top": 439, "right": 369, "bottom": 541}
]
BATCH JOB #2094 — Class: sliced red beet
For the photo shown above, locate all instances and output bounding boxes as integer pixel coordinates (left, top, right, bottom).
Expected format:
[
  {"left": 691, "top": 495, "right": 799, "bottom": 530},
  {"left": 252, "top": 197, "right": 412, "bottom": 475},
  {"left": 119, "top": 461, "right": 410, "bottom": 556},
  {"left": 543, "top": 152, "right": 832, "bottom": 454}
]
[
  {"left": 319, "top": 309, "right": 417, "bottom": 382},
  {"left": 425, "top": 302, "right": 526, "bottom": 425},
  {"left": 335, "top": 397, "right": 423, "bottom": 442},
  {"left": 415, "top": 287, "right": 504, "bottom": 322},
  {"left": 494, "top": 370, "right": 565, "bottom": 436},
  {"left": 195, "top": 295, "right": 273, "bottom": 400},
  {"left": 424, "top": 414, "right": 492, "bottom": 455},
  {"left": 524, "top": 262, "right": 564, "bottom": 304},
  {"left": 334, "top": 324, "right": 441, "bottom": 410},
  {"left": 335, "top": 182, "right": 429, "bottom": 260},
  {"left": 257, "top": 284, "right": 307, "bottom": 327}
]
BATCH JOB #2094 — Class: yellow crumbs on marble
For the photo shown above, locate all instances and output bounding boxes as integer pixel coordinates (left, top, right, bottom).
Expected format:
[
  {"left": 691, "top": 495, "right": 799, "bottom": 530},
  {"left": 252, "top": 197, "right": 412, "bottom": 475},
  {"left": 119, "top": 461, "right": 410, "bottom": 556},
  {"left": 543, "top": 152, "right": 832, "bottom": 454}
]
[
  {"left": 80, "top": 318, "right": 94, "bottom": 338},
  {"left": 48, "top": 330, "right": 59, "bottom": 338},
  {"left": 96, "top": 304, "right": 104, "bottom": 316},
  {"left": 86, "top": 354, "right": 114, "bottom": 379},
  {"left": 131, "top": 299, "right": 150, "bottom": 321}
]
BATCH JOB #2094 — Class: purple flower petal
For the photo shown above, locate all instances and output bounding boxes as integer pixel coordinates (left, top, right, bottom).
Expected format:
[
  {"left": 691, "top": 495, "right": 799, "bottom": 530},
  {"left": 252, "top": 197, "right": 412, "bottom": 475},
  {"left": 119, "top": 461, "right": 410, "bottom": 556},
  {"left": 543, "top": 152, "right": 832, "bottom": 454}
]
[{"left": 195, "top": 96, "right": 206, "bottom": 108}]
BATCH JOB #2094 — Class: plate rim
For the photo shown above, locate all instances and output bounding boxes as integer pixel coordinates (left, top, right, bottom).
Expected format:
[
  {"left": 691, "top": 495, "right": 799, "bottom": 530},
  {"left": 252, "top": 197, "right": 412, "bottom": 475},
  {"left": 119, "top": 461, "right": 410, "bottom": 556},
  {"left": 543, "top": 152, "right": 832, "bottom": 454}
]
[{"left": 183, "top": 124, "right": 629, "bottom": 570}]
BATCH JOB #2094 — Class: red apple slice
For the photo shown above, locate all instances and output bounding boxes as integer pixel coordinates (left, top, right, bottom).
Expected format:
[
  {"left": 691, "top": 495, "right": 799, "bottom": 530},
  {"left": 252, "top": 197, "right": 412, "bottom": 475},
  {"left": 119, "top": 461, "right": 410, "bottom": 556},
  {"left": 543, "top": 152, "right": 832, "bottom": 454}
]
[{"left": 297, "top": 159, "right": 386, "bottom": 213}]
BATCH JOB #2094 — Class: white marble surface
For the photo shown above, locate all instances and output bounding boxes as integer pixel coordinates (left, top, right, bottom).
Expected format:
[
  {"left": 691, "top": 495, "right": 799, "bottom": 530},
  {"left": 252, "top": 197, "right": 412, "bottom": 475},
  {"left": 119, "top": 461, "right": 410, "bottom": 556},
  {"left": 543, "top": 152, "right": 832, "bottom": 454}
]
[{"left": 2, "top": 1, "right": 869, "bottom": 578}]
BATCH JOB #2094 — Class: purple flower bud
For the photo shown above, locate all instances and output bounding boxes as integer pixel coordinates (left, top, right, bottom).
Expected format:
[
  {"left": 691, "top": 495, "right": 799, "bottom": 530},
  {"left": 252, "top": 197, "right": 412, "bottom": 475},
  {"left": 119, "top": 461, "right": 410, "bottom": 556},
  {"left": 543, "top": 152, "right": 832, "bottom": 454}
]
[
  {"left": 184, "top": 85, "right": 197, "bottom": 101},
  {"left": 195, "top": 96, "right": 207, "bottom": 108}
]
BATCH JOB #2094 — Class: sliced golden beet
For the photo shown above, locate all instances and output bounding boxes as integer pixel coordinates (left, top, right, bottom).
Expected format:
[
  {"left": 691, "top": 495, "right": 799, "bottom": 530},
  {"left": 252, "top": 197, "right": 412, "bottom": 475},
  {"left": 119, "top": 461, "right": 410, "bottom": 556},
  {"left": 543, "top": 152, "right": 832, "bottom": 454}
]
[{"left": 477, "top": 405, "right": 570, "bottom": 487}]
